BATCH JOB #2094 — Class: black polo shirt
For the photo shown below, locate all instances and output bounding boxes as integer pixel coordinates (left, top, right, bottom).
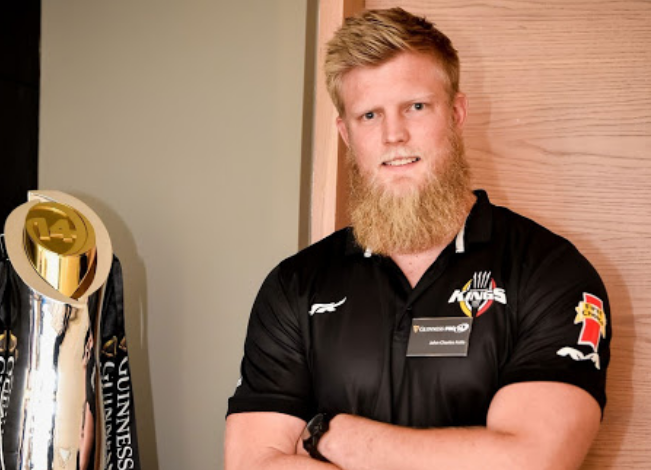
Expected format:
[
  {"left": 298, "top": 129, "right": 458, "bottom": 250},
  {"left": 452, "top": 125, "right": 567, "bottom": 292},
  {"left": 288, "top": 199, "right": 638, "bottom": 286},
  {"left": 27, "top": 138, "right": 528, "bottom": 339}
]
[{"left": 227, "top": 191, "right": 611, "bottom": 427}]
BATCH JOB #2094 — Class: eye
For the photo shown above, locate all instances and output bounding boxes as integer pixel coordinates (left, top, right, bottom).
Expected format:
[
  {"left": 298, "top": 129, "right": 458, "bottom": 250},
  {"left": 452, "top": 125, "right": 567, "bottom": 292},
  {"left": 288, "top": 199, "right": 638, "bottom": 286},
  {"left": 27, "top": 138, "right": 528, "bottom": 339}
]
[
  {"left": 412, "top": 102, "right": 425, "bottom": 111},
  {"left": 362, "top": 111, "right": 376, "bottom": 120}
]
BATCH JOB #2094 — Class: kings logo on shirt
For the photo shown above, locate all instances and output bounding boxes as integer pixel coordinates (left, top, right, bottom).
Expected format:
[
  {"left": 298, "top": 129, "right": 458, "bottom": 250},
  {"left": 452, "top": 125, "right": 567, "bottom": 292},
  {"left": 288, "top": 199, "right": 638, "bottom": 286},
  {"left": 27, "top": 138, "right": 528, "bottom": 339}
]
[
  {"left": 448, "top": 271, "right": 507, "bottom": 317},
  {"left": 574, "top": 293, "right": 607, "bottom": 352}
]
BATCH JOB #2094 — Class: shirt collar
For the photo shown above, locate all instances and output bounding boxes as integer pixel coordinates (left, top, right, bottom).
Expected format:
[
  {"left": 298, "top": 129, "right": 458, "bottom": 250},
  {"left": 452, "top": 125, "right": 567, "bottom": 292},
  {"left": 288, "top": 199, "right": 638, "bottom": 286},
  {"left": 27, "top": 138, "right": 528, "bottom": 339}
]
[
  {"left": 463, "top": 189, "right": 493, "bottom": 247},
  {"left": 344, "top": 227, "right": 364, "bottom": 256}
]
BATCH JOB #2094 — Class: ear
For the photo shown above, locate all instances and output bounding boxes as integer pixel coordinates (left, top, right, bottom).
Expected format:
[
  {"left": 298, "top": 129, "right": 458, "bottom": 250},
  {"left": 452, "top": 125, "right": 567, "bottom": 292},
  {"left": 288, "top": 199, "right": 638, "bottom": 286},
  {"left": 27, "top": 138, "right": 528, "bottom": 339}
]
[
  {"left": 452, "top": 92, "right": 468, "bottom": 130},
  {"left": 336, "top": 116, "right": 350, "bottom": 148}
]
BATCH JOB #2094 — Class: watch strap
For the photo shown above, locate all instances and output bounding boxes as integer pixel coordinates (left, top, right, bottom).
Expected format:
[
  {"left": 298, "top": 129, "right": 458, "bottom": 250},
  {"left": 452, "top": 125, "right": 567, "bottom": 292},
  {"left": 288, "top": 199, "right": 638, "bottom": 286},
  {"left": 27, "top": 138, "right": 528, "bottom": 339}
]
[{"left": 303, "top": 413, "right": 332, "bottom": 462}]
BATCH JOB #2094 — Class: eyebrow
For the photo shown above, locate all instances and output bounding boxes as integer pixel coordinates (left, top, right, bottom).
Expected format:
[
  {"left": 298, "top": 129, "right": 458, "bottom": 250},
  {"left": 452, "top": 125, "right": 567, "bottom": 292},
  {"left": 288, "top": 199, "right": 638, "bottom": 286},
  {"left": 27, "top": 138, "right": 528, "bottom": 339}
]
[{"left": 404, "top": 93, "right": 437, "bottom": 104}]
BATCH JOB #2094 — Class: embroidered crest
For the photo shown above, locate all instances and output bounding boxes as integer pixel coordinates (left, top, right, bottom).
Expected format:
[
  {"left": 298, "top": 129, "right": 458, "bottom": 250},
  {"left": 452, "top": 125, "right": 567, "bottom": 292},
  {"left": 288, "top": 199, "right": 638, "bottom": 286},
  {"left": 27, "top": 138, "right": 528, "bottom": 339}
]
[
  {"left": 574, "top": 293, "right": 607, "bottom": 352},
  {"left": 448, "top": 271, "right": 506, "bottom": 317},
  {"left": 557, "top": 293, "right": 607, "bottom": 370}
]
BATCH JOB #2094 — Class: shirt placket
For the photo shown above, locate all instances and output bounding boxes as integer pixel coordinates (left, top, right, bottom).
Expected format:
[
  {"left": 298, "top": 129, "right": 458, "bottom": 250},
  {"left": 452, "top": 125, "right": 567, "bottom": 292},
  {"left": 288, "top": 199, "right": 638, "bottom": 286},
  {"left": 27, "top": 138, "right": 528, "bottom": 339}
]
[{"left": 387, "top": 246, "right": 456, "bottom": 422}]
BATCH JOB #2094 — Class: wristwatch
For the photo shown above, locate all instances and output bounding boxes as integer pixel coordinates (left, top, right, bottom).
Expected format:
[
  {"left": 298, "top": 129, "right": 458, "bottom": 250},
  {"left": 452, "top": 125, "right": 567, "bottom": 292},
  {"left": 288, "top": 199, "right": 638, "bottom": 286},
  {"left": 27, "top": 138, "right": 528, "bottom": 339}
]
[{"left": 302, "top": 413, "right": 332, "bottom": 462}]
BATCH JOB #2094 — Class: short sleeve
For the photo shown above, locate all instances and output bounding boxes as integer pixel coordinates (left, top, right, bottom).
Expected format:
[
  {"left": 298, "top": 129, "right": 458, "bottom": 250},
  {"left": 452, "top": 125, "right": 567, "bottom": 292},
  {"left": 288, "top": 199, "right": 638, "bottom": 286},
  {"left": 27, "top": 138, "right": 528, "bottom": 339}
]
[
  {"left": 500, "top": 243, "right": 611, "bottom": 412},
  {"left": 227, "top": 264, "right": 315, "bottom": 421}
]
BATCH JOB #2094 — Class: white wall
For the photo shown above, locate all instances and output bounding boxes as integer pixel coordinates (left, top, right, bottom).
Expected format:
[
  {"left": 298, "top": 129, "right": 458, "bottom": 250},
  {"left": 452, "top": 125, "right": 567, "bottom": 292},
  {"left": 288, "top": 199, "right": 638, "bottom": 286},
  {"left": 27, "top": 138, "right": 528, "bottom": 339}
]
[{"left": 40, "top": 1, "right": 310, "bottom": 468}]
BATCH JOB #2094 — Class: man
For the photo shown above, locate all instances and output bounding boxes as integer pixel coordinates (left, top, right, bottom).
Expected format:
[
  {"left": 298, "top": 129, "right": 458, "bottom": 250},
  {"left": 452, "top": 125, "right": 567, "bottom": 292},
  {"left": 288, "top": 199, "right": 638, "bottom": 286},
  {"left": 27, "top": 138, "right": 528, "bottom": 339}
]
[{"left": 225, "top": 8, "right": 610, "bottom": 470}]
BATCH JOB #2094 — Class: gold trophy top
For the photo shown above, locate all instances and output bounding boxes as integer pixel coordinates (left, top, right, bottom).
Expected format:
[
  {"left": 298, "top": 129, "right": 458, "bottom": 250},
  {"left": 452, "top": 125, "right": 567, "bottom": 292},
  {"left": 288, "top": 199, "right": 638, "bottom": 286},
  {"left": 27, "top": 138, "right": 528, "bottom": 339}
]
[{"left": 23, "top": 202, "right": 97, "bottom": 299}]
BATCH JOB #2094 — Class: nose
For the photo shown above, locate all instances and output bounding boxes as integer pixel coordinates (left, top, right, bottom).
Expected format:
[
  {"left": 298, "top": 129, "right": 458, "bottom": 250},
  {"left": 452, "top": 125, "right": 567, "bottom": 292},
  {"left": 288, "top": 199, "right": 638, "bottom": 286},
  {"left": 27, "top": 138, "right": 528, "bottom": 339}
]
[{"left": 382, "top": 112, "right": 409, "bottom": 144}]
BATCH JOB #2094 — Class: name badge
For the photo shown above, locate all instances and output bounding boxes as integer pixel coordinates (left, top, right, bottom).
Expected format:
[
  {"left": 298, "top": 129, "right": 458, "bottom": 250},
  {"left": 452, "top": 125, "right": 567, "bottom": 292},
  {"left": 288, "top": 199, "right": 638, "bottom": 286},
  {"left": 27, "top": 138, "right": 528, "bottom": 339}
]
[{"left": 407, "top": 317, "right": 473, "bottom": 357}]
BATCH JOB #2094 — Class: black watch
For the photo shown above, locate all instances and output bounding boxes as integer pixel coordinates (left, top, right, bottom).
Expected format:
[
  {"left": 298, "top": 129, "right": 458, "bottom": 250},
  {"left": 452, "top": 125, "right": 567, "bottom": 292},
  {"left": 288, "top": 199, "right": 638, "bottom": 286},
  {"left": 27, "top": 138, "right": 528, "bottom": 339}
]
[{"left": 302, "top": 413, "right": 333, "bottom": 462}]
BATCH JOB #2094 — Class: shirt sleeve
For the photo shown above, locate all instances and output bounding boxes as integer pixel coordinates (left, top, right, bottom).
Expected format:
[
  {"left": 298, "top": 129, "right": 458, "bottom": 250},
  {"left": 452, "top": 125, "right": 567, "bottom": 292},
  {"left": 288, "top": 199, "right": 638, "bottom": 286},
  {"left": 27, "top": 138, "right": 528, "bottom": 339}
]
[
  {"left": 227, "top": 264, "right": 315, "bottom": 421},
  {"left": 500, "top": 242, "right": 611, "bottom": 412}
]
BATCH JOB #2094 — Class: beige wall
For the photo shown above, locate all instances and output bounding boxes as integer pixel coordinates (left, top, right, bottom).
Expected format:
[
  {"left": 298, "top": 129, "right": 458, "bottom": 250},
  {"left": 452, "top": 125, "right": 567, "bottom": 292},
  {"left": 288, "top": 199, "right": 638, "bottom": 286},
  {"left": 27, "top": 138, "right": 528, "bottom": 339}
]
[{"left": 40, "top": 1, "right": 311, "bottom": 468}]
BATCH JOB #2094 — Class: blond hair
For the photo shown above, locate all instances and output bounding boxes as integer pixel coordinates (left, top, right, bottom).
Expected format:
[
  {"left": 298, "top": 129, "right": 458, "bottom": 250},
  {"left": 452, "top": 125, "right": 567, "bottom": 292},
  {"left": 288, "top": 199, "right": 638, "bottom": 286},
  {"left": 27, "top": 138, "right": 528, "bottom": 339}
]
[{"left": 325, "top": 8, "right": 460, "bottom": 115}]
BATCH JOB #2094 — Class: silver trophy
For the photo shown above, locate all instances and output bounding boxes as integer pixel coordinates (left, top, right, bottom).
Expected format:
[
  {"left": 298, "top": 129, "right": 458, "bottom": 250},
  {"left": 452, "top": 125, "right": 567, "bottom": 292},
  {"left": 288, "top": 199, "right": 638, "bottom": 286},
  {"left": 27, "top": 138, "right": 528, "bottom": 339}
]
[{"left": 0, "top": 191, "right": 140, "bottom": 470}]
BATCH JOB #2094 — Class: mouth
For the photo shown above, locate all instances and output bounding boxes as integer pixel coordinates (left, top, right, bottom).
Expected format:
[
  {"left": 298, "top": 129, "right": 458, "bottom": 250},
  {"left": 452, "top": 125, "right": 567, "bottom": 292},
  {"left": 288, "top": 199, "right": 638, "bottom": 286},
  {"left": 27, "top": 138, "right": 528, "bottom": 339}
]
[{"left": 382, "top": 156, "right": 421, "bottom": 167}]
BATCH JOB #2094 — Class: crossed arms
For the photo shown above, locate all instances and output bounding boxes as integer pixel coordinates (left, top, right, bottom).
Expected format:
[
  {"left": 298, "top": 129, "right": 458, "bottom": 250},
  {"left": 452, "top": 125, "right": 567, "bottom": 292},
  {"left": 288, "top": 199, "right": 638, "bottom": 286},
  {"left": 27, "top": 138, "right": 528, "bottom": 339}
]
[{"left": 225, "top": 380, "right": 601, "bottom": 470}]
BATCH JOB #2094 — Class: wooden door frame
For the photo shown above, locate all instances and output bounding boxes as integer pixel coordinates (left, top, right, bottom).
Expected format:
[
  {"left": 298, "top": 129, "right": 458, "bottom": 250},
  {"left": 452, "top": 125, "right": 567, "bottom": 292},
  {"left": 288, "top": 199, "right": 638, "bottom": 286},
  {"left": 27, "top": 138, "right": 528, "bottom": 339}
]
[{"left": 310, "top": 0, "right": 364, "bottom": 244}]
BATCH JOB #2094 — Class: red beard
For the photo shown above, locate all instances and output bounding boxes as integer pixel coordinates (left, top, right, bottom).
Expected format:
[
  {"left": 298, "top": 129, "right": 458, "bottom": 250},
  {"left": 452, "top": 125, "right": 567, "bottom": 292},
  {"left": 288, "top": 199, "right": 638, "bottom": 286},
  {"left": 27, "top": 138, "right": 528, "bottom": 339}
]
[{"left": 348, "top": 126, "right": 475, "bottom": 255}]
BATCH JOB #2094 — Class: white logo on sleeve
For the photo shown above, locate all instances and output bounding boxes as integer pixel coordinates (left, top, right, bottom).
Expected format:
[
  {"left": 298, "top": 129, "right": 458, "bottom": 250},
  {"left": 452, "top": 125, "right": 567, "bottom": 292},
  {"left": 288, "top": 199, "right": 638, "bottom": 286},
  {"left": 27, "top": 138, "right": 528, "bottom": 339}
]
[
  {"left": 557, "top": 347, "right": 601, "bottom": 370},
  {"left": 309, "top": 297, "right": 347, "bottom": 316}
]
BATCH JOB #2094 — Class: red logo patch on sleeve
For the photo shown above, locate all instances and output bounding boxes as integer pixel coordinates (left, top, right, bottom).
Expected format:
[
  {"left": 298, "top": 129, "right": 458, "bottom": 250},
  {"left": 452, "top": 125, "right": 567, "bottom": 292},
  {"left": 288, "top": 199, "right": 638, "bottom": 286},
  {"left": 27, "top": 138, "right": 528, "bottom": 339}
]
[{"left": 574, "top": 293, "right": 607, "bottom": 352}]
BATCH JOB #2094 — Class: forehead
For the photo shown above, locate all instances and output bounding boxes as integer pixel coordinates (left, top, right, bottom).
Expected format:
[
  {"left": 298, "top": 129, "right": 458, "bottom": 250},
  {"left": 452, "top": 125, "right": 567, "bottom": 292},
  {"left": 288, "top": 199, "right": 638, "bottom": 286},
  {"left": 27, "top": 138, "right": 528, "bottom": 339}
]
[{"left": 339, "top": 51, "right": 450, "bottom": 113}]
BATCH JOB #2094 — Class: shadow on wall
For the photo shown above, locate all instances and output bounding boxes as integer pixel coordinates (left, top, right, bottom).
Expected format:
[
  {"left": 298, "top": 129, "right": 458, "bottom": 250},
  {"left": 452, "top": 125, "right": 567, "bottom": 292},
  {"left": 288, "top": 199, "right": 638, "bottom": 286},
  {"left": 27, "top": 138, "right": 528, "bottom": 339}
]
[{"left": 74, "top": 191, "right": 160, "bottom": 470}]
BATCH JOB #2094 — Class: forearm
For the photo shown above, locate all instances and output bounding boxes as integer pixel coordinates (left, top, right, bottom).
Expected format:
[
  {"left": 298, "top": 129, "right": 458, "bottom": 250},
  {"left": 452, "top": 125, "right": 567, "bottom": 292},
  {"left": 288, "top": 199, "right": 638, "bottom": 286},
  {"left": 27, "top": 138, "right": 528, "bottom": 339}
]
[
  {"left": 226, "top": 450, "right": 340, "bottom": 470},
  {"left": 320, "top": 415, "right": 524, "bottom": 470},
  {"left": 317, "top": 383, "right": 599, "bottom": 470},
  {"left": 321, "top": 411, "right": 595, "bottom": 470},
  {"left": 224, "top": 412, "right": 342, "bottom": 470}
]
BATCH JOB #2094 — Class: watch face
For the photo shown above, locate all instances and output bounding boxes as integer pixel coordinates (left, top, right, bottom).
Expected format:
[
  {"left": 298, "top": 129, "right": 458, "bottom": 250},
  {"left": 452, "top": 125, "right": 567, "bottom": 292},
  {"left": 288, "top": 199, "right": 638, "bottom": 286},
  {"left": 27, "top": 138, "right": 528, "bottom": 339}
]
[
  {"left": 309, "top": 414, "right": 325, "bottom": 435},
  {"left": 304, "top": 413, "right": 327, "bottom": 442}
]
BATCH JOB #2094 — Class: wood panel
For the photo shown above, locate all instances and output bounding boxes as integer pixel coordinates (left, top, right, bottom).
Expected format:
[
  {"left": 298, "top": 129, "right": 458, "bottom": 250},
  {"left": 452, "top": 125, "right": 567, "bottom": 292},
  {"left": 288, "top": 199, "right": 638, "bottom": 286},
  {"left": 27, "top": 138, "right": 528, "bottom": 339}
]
[
  {"left": 314, "top": 0, "right": 651, "bottom": 468},
  {"left": 310, "top": 0, "right": 365, "bottom": 242}
]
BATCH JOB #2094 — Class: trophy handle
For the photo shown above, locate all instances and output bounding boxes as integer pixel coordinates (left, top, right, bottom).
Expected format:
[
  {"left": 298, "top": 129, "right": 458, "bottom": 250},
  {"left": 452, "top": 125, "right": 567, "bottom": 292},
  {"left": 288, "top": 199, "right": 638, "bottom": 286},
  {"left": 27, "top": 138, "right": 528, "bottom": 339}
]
[{"left": 4, "top": 190, "right": 113, "bottom": 308}]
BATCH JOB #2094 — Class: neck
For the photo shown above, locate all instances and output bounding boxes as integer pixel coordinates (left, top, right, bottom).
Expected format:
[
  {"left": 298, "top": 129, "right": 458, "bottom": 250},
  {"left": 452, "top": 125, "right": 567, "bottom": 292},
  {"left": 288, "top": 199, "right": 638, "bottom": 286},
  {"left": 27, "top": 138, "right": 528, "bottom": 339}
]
[
  {"left": 388, "top": 195, "right": 473, "bottom": 288},
  {"left": 390, "top": 239, "right": 452, "bottom": 288}
]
